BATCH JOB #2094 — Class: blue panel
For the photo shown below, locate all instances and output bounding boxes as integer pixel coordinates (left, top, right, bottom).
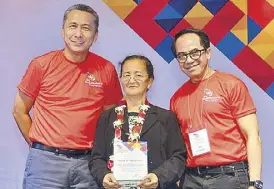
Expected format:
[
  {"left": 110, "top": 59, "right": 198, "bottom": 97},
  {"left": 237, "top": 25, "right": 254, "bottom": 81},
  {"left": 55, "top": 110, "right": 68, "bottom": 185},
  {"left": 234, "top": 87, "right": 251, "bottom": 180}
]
[
  {"left": 155, "top": 35, "right": 175, "bottom": 63},
  {"left": 216, "top": 31, "right": 245, "bottom": 60},
  {"left": 169, "top": 0, "right": 197, "bottom": 17},
  {"left": 155, "top": 18, "right": 182, "bottom": 32},
  {"left": 199, "top": 0, "right": 228, "bottom": 15},
  {"left": 248, "top": 16, "right": 262, "bottom": 44},
  {"left": 133, "top": 0, "right": 142, "bottom": 5},
  {"left": 266, "top": 82, "right": 274, "bottom": 100},
  {"left": 155, "top": 4, "right": 182, "bottom": 20}
]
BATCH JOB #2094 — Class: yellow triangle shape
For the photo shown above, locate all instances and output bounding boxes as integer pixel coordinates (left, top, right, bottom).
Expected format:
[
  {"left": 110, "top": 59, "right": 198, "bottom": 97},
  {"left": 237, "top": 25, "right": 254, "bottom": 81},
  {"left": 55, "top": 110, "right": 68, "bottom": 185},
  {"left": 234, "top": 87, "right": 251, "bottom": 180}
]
[
  {"left": 264, "top": 20, "right": 274, "bottom": 38},
  {"left": 250, "top": 31, "right": 274, "bottom": 45},
  {"left": 231, "top": 15, "right": 247, "bottom": 45},
  {"left": 103, "top": 0, "right": 136, "bottom": 6},
  {"left": 230, "top": 0, "right": 247, "bottom": 14},
  {"left": 185, "top": 2, "right": 213, "bottom": 19},
  {"left": 184, "top": 2, "right": 213, "bottom": 29},
  {"left": 110, "top": 5, "right": 137, "bottom": 19},
  {"left": 249, "top": 44, "right": 274, "bottom": 59}
]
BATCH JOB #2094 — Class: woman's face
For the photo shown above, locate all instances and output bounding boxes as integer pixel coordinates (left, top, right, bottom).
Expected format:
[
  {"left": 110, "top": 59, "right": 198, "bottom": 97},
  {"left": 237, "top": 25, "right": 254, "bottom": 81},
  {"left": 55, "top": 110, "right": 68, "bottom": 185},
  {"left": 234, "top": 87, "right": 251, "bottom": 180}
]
[{"left": 121, "top": 59, "right": 153, "bottom": 98}]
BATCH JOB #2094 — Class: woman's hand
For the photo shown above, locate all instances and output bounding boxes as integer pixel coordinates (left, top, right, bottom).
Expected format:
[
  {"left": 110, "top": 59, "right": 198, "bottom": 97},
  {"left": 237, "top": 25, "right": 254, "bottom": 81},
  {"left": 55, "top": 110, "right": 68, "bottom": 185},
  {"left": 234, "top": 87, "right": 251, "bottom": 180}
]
[
  {"left": 103, "top": 173, "right": 121, "bottom": 189},
  {"left": 137, "top": 173, "right": 158, "bottom": 189}
]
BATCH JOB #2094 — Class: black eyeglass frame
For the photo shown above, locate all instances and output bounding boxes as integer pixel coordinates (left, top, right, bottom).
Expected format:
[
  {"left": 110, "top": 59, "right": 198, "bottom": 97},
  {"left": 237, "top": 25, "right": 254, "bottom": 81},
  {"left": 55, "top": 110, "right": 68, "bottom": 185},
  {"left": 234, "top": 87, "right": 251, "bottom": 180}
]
[{"left": 176, "top": 49, "right": 207, "bottom": 63}]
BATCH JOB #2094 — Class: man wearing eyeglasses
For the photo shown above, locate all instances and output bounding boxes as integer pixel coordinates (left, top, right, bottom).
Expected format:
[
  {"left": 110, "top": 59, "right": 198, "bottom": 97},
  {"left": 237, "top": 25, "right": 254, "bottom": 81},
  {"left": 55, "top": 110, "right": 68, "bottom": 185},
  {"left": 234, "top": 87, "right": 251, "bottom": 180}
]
[{"left": 170, "top": 28, "right": 262, "bottom": 189}]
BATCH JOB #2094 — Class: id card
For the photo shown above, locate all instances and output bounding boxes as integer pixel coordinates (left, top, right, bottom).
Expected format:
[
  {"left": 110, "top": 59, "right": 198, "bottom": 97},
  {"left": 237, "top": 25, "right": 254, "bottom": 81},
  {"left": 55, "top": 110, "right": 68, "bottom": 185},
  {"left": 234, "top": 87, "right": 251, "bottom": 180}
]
[{"left": 189, "top": 128, "right": 211, "bottom": 156}]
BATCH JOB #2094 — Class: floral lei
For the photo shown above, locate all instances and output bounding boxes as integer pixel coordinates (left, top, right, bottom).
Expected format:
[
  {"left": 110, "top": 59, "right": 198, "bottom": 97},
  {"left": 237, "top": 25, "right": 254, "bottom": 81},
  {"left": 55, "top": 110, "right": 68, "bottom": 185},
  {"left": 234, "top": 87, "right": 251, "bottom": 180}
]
[
  {"left": 108, "top": 100, "right": 150, "bottom": 170},
  {"left": 113, "top": 99, "right": 150, "bottom": 142}
]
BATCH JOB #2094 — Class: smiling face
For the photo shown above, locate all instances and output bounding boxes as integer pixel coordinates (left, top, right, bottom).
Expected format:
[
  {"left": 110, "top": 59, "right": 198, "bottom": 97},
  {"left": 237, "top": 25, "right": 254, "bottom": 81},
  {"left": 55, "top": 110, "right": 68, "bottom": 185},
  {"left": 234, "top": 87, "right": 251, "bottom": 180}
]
[
  {"left": 62, "top": 10, "right": 98, "bottom": 56},
  {"left": 175, "top": 33, "right": 211, "bottom": 81},
  {"left": 121, "top": 59, "right": 153, "bottom": 98}
]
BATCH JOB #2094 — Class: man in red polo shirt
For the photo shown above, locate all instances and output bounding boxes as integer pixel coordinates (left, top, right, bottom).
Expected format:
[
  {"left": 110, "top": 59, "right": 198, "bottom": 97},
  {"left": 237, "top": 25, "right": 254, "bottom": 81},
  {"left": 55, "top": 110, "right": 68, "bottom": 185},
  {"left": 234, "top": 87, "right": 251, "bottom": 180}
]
[
  {"left": 12, "top": 4, "right": 122, "bottom": 189},
  {"left": 170, "top": 28, "right": 262, "bottom": 189}
]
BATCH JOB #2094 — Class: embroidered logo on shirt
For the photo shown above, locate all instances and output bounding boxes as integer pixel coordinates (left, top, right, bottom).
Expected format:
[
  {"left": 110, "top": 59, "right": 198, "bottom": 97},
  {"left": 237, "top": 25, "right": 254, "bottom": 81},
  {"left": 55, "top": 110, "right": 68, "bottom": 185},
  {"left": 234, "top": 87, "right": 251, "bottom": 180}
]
[
  {"left": 85, "top": 72, "right": 102, "bottom": 88},
  {"left": 202, "top": 88, "right": 221, "bottom": 102}
]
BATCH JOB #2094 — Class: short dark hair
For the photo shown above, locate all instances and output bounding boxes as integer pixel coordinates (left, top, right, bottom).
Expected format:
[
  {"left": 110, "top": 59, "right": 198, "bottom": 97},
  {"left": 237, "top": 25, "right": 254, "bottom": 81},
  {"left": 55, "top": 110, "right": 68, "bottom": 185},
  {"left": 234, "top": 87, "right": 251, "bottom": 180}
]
[
  {"left": 63, "top": 4, "right": 99, "bottom": 32},
  {"left": 119, "top": 55, "right": 154, "bottom": 80},
  {"left": 171, "top": 28, "right": 210, "bottom": 56}
]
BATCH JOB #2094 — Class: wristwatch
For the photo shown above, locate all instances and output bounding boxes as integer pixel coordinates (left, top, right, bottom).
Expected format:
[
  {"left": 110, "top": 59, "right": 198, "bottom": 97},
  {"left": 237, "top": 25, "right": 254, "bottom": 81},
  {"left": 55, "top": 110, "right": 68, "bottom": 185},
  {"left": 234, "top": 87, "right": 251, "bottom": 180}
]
[{"left": 249, "top": 180, "right": 263, "bottom": 189}]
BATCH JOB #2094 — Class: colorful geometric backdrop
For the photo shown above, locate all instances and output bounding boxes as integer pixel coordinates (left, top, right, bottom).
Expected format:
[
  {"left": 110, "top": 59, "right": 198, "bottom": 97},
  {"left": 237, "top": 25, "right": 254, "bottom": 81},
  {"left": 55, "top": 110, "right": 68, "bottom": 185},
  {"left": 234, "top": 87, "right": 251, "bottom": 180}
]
[{"left": 104, "top": 0, "right": 274, "bottom": 99}]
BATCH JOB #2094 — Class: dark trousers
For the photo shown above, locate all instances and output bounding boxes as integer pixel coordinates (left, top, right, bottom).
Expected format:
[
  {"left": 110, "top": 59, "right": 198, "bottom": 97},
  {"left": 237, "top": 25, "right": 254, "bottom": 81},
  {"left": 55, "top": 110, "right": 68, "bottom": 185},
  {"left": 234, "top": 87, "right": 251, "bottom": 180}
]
[{"left": 180, "top": 161, "right": 249, "bottom": 189}]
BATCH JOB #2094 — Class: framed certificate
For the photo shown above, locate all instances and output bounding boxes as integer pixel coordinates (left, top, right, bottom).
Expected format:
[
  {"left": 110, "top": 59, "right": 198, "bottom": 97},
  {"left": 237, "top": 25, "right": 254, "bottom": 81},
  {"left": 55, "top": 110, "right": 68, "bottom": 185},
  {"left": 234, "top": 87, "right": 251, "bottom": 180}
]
[{"left": 113, "top": 141, "right": 148, "bottom": 189}]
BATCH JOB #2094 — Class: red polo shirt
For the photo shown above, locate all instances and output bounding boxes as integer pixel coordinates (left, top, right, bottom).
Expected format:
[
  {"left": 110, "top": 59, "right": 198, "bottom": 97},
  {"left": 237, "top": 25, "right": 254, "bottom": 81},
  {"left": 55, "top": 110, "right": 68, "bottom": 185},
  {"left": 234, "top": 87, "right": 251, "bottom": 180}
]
[
  {"left": 170, "top": 71, "right": 256, "bottom": 167},
  {"left": 18, "top": 50, "right": 122, "bottom": 149}
]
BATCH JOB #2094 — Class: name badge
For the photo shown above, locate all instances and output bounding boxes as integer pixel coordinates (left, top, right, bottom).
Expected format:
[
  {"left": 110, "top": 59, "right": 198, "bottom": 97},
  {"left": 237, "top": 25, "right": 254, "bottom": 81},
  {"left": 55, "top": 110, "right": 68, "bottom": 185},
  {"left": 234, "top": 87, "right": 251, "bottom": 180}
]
[{"left": 189, "top": 128, "right": 211, "bottom": 156}]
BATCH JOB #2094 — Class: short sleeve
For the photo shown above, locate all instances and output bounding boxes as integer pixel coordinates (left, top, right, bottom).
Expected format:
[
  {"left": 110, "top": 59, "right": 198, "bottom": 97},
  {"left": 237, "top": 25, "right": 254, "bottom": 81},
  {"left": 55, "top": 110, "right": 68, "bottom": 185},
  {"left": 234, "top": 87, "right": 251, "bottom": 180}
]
[
  {"left": 18, "top": 59, "right": 43, "bottom": 100},
  {"left": 229, "top": 80, "right": 256, "bottom": 118},
  {"left": 104, "top": 65, "right": 123, "bottom": 106}
]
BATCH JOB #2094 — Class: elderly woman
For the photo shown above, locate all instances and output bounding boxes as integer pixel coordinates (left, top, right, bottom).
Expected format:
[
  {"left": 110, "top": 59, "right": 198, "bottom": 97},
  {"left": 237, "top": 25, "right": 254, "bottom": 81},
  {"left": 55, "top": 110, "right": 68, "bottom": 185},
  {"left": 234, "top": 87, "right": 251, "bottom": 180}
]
[{"left": 89, "top": 55, "right": 186, "bottom": 189}]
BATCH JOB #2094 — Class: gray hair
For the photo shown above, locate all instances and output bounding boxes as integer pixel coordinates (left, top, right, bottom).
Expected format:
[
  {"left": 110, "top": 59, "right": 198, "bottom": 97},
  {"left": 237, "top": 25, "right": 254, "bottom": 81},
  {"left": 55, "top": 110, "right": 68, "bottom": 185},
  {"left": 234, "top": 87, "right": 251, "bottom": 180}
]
[{"left": 63, "top": 4, "right": 99, "bottom": 32}]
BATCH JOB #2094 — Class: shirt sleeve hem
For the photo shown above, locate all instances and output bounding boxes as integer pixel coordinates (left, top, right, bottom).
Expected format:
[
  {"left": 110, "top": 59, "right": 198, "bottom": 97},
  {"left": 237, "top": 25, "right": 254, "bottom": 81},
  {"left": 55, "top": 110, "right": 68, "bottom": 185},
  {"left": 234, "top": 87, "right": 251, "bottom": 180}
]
[
  {"left": 18, "top": 84, "right": 36, "bottom": 100},
  {"left": 234, "top": 109, "right": 256, "bottom": 119}
]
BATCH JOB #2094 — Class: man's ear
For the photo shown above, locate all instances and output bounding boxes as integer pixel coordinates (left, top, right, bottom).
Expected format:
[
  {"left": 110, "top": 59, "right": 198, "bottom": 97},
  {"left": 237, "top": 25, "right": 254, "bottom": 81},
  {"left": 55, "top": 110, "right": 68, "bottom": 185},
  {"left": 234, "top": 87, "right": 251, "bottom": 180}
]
[
  {"left": 93, "top": 32, "right": 98, "bottom": 43},
  {"left": 206, "top": 47, "right": 211, "bottom": 60}
]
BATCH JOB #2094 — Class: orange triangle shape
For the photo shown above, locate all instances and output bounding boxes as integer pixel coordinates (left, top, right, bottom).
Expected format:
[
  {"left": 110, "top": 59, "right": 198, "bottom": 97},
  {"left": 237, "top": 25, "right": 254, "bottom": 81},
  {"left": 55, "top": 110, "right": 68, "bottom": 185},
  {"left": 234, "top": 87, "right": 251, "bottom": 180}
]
[
  {"left": 231, "top": 15, "right": 247, "bottom": 45},
  {"left": 265, "top": 51, "right": 274, "bottom": 69},
  {"left": 185, "top": 17, "right": 213, "bottom": 29}
]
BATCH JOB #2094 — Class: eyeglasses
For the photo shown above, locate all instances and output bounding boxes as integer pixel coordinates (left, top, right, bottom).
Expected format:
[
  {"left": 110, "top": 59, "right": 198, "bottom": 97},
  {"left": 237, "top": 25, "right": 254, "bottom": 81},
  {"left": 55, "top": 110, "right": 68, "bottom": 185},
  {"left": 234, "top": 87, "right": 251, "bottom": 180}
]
[
  {"left": 122, "top": 73, "right": 148, "bottom": 81},
  {"left": 176, "top": 49, "right": 206, "bottom": 63}
]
